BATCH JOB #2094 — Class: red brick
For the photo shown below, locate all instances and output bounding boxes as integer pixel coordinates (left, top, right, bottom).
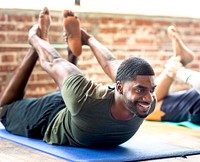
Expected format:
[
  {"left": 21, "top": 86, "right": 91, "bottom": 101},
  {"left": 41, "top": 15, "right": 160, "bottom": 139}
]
[
  {"left": 135, "top": 19, "right": 153, "bottom": 26},
  {"left": 7, "top": 34, "right": 28, "bottom": 43},
  {"left": 0, "top": 65, "right": 16, "bottom": 72},
  {"left": 0, "top": 24, "right": 15, "bottom": 31},
  {"left": 114, "top": 37, "right": 127, "bottom": 44},
  {"left": 8, "top": 15, "right": 32, "bottom": 22},
  {"left": 0, "top": 34, "right": 6, "bottom": 41},
  {"left": 0, "top": 75, "right": 7, "bottom": 82},
  {"left": 1, "top": 54, "right": 15, "bottom": 62},
  {"left": 100, "top": 18, "right": 112, "bottom": 24},
  {"left": 100, "top": 27, "right": 118, "bottom": 34},
  {"left": 113, "top": 19, "right": 127, "bottom": 24},
  {"left": 135, "top": 38, "right": 154, "bottom": 45},
  {"left": 0, "top": 14, "right": 6, "bottom": 21}
]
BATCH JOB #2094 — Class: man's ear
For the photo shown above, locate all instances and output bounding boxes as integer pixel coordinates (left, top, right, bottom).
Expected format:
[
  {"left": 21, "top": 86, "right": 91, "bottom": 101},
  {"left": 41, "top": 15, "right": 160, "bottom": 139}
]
[{"left": 116, "top": 81, "right": 123, "bottom": 94}]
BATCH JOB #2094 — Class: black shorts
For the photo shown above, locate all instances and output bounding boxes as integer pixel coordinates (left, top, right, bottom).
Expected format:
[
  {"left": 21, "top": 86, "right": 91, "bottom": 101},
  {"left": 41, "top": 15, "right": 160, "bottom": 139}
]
[
  {"left": 161, "top": 89, "right": 200, "bottom": 124},
  {"left": 0, "top": 91, "right": 65, "bottom": 139}
]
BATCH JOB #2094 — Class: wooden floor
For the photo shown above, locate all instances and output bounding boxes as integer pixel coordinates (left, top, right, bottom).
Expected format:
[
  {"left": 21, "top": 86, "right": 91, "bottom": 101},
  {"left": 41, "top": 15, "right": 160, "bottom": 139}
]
[
  {"left": 139, "top": 121, "right": 200, "bottom": 162},
  {"left": 0, "top": 121, "right": 200, "bottom": 162}
]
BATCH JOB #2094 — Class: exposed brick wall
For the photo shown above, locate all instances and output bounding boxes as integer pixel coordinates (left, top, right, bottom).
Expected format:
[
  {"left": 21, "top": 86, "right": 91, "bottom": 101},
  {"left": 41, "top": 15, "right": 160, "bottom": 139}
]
[{"left": 0, "top": 8, "right": 200, "bottom": 98}]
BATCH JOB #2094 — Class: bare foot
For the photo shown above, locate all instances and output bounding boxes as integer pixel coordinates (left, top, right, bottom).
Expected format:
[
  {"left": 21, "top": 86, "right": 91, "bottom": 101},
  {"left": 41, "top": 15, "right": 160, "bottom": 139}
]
[
  {"left": 66, "top": 28, "right": 92, "bottom": 65},
  {"left": 63, "top": 10, "right": 82, "bottom": 57},
  {"left": 39, "top": 7, "right": 51, "bottom": 41},
  {"left": 168, "top": 26, "right": 194, "bottom": 66}
]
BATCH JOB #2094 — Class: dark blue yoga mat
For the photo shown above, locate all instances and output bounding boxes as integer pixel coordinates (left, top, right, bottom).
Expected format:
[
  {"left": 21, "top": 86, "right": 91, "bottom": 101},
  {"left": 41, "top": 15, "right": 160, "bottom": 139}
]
[{"left": 0, "top": 123, "right": 200, "bottom": 162}]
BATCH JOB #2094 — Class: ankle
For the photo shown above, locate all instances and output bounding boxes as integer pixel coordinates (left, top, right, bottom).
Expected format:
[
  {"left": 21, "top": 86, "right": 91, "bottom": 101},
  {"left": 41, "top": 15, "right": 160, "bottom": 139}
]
[
  {"left": 28, "top": 35, "right": 36, "bottom": 46},
  {"left": 163, "top": 69, "right": 176, "bottom": 79}
]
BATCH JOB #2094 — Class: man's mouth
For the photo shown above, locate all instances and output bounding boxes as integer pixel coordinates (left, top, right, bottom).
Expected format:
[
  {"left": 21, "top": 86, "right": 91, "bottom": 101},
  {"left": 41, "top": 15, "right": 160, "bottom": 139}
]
[{"left": 137, "top": 102, "right": 151, "bottom": 112}]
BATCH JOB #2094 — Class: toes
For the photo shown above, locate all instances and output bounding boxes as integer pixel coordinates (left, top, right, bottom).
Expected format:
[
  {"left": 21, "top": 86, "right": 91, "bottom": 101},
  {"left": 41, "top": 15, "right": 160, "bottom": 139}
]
[
  {"left": 168, "top": 26, "right": 176, "bottom": 32},
  {"left": 40, "top": 7, "right": 49, "bottom": 16},
  {"left": 63, "top": 10, "right": 74, "bottom": 17},
  {"left": 167, "top": 26, "right": 177, "bottom": 38}
]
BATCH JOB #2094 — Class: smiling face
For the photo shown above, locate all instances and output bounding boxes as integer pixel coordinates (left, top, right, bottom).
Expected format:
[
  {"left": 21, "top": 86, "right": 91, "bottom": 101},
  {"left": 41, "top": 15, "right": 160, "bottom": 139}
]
[{"left": 117, "top": 75, "right": 156, "bottom": 118}]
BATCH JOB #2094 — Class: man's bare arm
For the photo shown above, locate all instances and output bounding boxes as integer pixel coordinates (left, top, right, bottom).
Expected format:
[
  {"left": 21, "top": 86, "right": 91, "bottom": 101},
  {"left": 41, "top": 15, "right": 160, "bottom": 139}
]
[{"left": 88, "top": 37, "right": 121, "bottom": 82}]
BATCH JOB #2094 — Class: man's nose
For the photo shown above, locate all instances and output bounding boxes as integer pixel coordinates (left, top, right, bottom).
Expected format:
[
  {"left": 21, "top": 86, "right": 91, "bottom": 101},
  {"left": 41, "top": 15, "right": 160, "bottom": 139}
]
[{"left": 143, "top": 92, "right": 153, "bottom": 103}]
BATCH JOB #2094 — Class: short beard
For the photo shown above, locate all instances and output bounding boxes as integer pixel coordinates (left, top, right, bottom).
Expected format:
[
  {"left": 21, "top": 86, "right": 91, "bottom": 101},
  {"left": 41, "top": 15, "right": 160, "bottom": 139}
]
[{"left": 136, "top": 113, "right": 148, "bottom": 119}]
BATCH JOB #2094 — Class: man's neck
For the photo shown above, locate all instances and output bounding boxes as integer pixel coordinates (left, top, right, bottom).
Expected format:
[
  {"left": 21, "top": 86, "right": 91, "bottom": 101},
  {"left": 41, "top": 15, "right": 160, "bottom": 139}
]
[{"left": 110, "top": 91, "right": 134, "bottom": 121}]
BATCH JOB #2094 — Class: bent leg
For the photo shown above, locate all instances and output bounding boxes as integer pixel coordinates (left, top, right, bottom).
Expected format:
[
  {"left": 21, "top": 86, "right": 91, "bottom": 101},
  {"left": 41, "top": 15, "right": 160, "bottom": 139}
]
[
  {"left": 148, "top": 26, "right": 199, "bottom": 121},
  {"left": 155, "top": 56, "right": 183, "bottom": 102},
  {"left": 168, "top": 26, "right": 200, "bottom": 93},
  {"left": 0, "top": 7, "right": 52, "bottom": 106},
  {"left": 29, "top": 25, "right": 81, "bottom": 88},
  {"left": 0, "top": 47, "right": 38, "bottom": 106}
]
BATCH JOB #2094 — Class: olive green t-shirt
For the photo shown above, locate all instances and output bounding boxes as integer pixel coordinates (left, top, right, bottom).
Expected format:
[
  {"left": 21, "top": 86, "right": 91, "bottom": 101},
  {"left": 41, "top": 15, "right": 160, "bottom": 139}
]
[{"left": 44, "top": 73, "right": 155, "bottom": 147}]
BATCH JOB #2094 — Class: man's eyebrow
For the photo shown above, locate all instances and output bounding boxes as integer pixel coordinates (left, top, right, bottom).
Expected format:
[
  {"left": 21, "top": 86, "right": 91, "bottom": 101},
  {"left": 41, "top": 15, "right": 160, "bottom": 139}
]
[
  {"left": 152, "top": 85, "right": 157, "bottom": 89},
  {"left": 136, "top": 85, "right": 157, "bottom": 89},
  {"left": 136, "top": 85, "right": 146, "bottom": 89}
]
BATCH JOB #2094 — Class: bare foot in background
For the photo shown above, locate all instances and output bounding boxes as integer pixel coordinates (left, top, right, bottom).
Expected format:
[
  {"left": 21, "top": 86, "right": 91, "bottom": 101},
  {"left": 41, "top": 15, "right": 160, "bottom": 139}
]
[{"left": 168, "top": 25, "right": 194, "bottom": 66}]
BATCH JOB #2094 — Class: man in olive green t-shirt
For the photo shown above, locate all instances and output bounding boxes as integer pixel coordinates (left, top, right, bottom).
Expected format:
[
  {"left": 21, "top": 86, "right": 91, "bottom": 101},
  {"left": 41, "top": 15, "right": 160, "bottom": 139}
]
[{"left": 0, "top": 7, "right": 156, "bottom": 147}]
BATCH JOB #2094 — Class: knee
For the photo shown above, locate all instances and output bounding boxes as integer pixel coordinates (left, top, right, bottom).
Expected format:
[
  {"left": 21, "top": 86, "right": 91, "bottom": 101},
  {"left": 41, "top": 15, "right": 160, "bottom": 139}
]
[
  {"left": 189, "top": 79, "right": 200, "bottom": 93},
  {"left": 40, "top": 57, "right": 63, "bottom": 69}
]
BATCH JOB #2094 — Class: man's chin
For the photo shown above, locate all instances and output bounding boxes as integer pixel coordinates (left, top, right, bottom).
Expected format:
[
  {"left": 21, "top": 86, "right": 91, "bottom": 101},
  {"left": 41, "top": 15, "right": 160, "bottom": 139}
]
[{"left": 136, "top": 113, "right": 148, "bottom": 119}]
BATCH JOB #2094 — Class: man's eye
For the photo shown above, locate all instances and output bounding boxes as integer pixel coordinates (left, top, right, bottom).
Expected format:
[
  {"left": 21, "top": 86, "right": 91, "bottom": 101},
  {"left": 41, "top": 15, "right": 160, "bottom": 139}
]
[
  {"left": 136, "top": 88, "right": 145, "bottom": 93},
  {"left": 150, "top": 88, "right": 155, "bottom": 93}
]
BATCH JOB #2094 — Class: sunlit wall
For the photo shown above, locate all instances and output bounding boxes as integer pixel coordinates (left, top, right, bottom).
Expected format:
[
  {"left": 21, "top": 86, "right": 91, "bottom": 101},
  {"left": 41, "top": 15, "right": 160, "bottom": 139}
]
[{"left": 0, "top": 0, "right": 200, "bottom": 18}]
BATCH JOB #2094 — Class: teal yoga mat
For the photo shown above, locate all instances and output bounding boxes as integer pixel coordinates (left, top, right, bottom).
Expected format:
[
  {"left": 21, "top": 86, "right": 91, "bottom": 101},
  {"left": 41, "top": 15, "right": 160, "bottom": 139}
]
[
  {"left": 0, "top": 123, "right": 200, "bottom": 161},
  {"left": 164, "top": 121, "right": 200, "bottom": 130}
]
